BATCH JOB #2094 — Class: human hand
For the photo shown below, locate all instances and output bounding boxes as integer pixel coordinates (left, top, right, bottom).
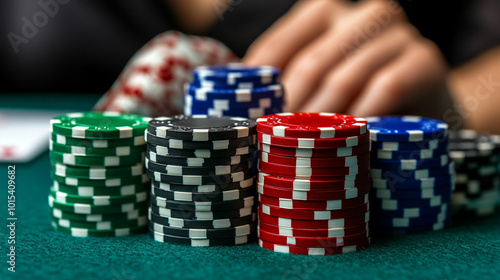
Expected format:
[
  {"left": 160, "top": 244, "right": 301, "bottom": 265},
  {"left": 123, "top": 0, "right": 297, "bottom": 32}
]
[{"left": 244, "top": 0, "right": 448, "bottom": 116}]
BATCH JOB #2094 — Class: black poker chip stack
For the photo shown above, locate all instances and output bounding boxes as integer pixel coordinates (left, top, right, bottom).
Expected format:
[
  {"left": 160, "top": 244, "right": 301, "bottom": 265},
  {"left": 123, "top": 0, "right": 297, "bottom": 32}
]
[
  {"left": 144, "top": 115, "right": 258, "bottom": 246},
  {"left": 449, "top": 130, "right": 500, "bottom": 217}
]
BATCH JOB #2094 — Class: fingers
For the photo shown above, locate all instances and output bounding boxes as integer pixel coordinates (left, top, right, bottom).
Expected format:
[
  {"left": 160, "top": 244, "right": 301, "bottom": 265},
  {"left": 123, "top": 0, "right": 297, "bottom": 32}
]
[
  {"left": 243, "top": 0, "right": 335, "bottom": 68},
  {"left": 299, "top": 24, "right": 413, "bottom": 113},
  {"left": 282, "top": 1, "right": 406, "bottom": 112},
  {"left": 347, "top": 40, "right": 447, "bottom": 117}
]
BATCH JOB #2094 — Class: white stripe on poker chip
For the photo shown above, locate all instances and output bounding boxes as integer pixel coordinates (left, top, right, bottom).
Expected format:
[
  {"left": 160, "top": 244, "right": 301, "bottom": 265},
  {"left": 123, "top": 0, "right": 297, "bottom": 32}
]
[
  {"left": 235, "top": 88, "right": 252, "bottom": 102},
  {"left": 62, "top": 153, "right": 76, "bottom": 165},
  {"left": 116, "top": 126, "right": 133, "bottom": 138},
  {"left": 116, "top": 146, "right": 131, "bottom": 156},
  {"left": 192, "top": 129, "right": 209, "bottom": 141},
  {"left": 104, "top": 156, "right": 120, "bottom": 166},
  {"left": 213, "top": 140, "right": 230, "bottom": 150},
  {"left": 50, "top": 119, "right": 61, "bottom": 133},
  {"left": 89, "top": 168, "right": 105, "bottom": 179},
  {"left": 56, "top": 134, "right": 66, "bottom": 145},
  {"left": 71, "top": 126, "right": 88, "bottom": 138}
]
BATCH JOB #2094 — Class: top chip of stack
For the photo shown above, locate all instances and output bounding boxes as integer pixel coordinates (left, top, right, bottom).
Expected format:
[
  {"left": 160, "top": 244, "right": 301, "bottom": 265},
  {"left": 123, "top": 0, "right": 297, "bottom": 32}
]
[
  {"left": 48, "top": 112, "right": 151, "bottom": 237},
  {"left": 255, "top": 112, "right": 371, "bottom": 255},
  {"left": 367, "top": 116, "right": 453, "bottom": 235},
  {"left": 184, "top": 64, "right": 285, "bottom": 119},
  {"left": 449, "top": 129, "right": 500, "bottom": 216},
  {"left": 145, "top": 115, "right": 258, "bottom": 246}
]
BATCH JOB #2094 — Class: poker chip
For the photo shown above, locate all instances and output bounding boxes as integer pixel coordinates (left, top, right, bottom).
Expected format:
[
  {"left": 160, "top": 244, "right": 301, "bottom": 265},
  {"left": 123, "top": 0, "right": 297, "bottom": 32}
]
[
  {"left": 151, "top": 177, "right": 255, "bottom": 192},
  {"left": 50, "top": 188, "right": 148, "bottom": 206},
  {"left": 259, "top": 203, "right": 369, "bottom": 220},
  {"left": 192, "top": 64, "right": 281, "bottom": 88},
  {"left": 150, "top": 204, "right": 254, "bottom": 220},
  {"left": 367, "top": 116, "right": 454, "bottom": 235},
  {"left": 449, "top": 130, "right": 500, "bottom": 217},
  {"left": 258, "top": 172, "right": 370, "bottom": 191},
  {"left": 258, "top": 238, "right": 370, "bottom": 256},
  {"left": 152, "top": 184, "right": 255, "bottom": 202},
  {"left": 48, "top": 112, "right": 150, "bottom": 237},
  {"left": 51, "top": 112, "right": 151, "bottom": 139},
  {"left": 148, "top": 115, "right": 256, "bottom": 141},
  {"left": 257, "top": 132, "right": 370, "bottom": 149},
  {"left": 148, "top": 208, "right": 257, "bottom": 229},
  {"left": 151, "top": 194, "right": 255, "bottom": 212},
  {"left": 258, "top": 193, "right": 368, "bottom": 211},
  {"left": 258, "top": 210, "right": 370, "bottom": 229},
  {"left": 50, "top": 151, "right": 145, "bottom": 167},
  {"left": 258, "top": 227, "right": 369, "bottom": 248},
  {"left": 259, "top": 142, "right": 371, "bottom": 158},
  {"left": 145, "top": 158, "right": 252, "bottom": 176},
  {"left": 366, "top": 116, "right": 448, "bottom": 142},
  {"left": 149, "top": 228, "right": 254, "bottom": 246},
  {"left": 147, "top": 169, "right": 254, "bottom": 185},
  {"left": 258, "top": 160, "right": 370, "bottom": 177},
  {"left": 147, "top": 152, "right": 254, "bottom": 167},
  {"left": 150, "top": 221, "right": 255, "bottom": 239},
  {"left": 260, "top": 151, "right": 370, "bottom": 168},
  {"left": 52, "top": 162, "right": 145, "bottom": 180},
  {"left": 147, "top": 143, "right": 256, "bottom": 158},
  {"left": 52, "top": 208, "right": 147, "bottom": 222},
  {"left": 258, "top": 183, "right": 371, "bottom": 201},
  {"left": 51, "top": 134, "right": 146, "bottom": 148},
  {"left": 145, "top": 114, "right": 257, "bottom": 245},
  {"left": 256, "top": 113, "right": 371, "bottom": 255},
  {"left": 145, "top": 132, "right": 256, "bottom": 150},
  {"left": 256, "top": 113, "right": 367, "bottom": 138},
  {"left": 52, "top": 173, "right": 150, "bottom": 188},
  {"left": 49, "top": 195, "right": 148, "bottom": 215},
  {"left": 185, "top": 65, "right": 284, "bottom": 119},
  {"left": 258, "top": 221, "right": 368, "bottom": 238},
  {"left": 53, "top": 181, "right": 148, "bottom": 197},
  {"left": 50, "top": 140, "right": 146, "bottom": 156}
]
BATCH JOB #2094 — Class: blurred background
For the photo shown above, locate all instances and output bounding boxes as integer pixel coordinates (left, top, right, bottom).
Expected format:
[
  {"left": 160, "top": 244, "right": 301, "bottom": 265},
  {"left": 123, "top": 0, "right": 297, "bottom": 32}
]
[{"left": 1, "top": 0, "right": 499, "bottom": 95}]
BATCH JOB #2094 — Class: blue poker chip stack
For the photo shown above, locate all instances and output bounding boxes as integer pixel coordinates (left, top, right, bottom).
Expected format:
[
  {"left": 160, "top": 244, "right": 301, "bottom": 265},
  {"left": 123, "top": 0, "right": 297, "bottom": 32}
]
[
  {"left": 449, "top": 130, "right": 500, "bottom": 217},
  {"left": 184, "top": 64, "right": 285, "bottom": 120},
  {"left": 367, "top": 116, "right": 454, "bottom": 235}
]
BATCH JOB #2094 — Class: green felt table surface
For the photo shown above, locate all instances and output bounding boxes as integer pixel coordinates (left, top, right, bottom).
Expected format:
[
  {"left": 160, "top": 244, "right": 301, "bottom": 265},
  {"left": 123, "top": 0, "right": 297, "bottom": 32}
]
[{"left": 1, "top": 93, "right": 500, "bottom": 280}]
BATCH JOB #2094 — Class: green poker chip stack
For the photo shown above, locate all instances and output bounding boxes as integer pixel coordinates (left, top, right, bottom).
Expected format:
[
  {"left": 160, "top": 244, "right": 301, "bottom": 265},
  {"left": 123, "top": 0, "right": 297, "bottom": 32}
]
[{"left": 48, "top": 112, "right": 152, "bottom": 237}]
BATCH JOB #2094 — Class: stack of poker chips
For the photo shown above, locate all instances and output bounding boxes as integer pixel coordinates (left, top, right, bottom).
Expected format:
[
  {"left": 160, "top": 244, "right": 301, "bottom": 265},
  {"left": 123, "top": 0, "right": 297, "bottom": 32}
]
[
  {"left": 367, "top": 116, "right": 454, "bottom": 235},
  {"left": 184, "top": 64, "right": 284, "bottom": 119},
  {"left": 449, "top": 129, "right": 500, "bottom": 216},
  {"left": 255, "top": 113, "right": 371, "bottom": 255},
  {"left": 48, "top": 112, "right": 151, "bottom": 237},
  {"left": 145, "top": 115, "right": 258, "bottom": 246}
]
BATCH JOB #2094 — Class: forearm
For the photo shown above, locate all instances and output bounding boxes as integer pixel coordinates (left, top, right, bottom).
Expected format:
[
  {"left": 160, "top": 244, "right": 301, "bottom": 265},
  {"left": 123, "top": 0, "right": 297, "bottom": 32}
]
[{"left": 447, "top": 47, "right": 500, "bottom": 134}]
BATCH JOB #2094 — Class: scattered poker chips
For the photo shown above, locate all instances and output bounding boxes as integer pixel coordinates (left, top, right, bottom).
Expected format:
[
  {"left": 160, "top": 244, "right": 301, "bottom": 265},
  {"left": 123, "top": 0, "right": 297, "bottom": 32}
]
[
  {"left": 145, "top": 115, "right": 257, "bottom": 246},
  {"left": 256, "top": 113, "right": 371, "bottom": 255},
  {"left": 184, "top": 64, "right": 285, "bottom": 119},
  {"left": 449, "top": 129, "right": 500, "bottom": 216},
  {"left": 366, "top": 116, "right": 454, "bottom": 235},
  {"left": 48, "top": 112, "right": 151, "bottom": 237}
]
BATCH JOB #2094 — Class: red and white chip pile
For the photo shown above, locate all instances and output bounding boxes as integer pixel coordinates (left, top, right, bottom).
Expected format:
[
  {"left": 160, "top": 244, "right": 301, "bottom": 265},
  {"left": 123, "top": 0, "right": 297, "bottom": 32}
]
[
  {"left": 94, "top": 31, "right": 237, "bottom": 117},
  {"left": 255, "top": 112, "right": 371, "bottom": 255}
]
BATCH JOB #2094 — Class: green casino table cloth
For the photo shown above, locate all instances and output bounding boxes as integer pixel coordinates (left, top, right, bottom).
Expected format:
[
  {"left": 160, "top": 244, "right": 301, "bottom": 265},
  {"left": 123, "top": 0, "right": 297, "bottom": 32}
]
[{"left": 1, "top": 93, "right": 499, "bottom": 280}]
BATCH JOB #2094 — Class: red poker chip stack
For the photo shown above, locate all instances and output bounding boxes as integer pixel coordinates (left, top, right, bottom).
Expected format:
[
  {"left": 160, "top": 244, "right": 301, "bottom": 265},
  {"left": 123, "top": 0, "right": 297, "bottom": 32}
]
[{"left": 255, "top": 113, "right": 371, "bottom": 255}]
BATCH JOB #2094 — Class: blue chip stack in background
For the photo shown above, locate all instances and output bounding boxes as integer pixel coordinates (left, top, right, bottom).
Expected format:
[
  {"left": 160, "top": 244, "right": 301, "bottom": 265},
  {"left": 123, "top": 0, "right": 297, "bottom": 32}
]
[
  {"left": 449, "top": 130, "right": 500, "bottom": 217},
  {"left": 367, "top": 116, "right": 454, "bottom": 234},
  {"left": 145, "top": 115, "right": 258, "bottom": 246},
  {"left": 184, "top": 64, "right": 285, "bottom": 119}
]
